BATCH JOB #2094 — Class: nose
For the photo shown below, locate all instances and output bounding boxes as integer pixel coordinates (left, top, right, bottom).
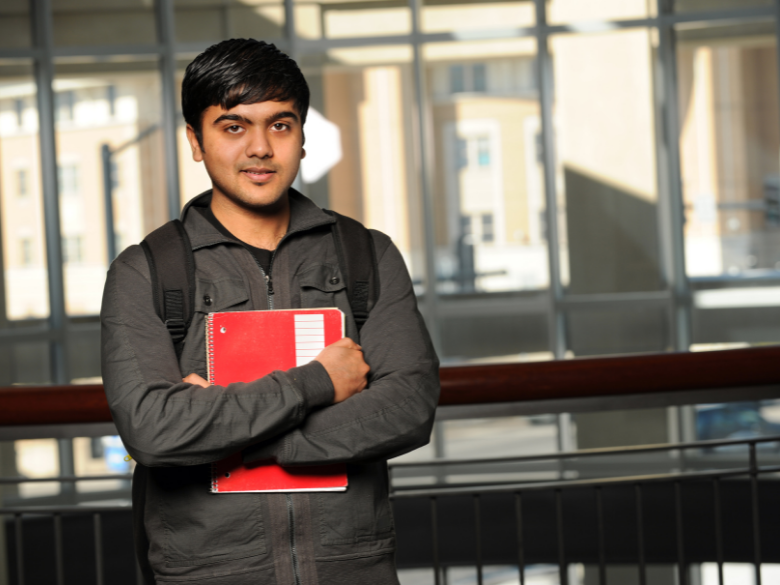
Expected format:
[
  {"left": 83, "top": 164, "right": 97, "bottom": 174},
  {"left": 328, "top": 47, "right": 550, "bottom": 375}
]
[{"left": 245, "top": 127, "right": 273, "bottom": 159}]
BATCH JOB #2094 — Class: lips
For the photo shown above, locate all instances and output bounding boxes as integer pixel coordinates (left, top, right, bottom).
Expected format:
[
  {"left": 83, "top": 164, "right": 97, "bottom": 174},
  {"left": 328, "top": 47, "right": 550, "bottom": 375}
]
[{"left": 242, "top": 168, "right": 276, "bottom": 181}]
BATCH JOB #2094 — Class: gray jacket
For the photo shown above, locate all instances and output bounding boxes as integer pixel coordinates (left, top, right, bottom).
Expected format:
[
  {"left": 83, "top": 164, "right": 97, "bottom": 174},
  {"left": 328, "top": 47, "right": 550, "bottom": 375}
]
[{"left": 100, "top": 190, "right": 440, "bottom": 585}]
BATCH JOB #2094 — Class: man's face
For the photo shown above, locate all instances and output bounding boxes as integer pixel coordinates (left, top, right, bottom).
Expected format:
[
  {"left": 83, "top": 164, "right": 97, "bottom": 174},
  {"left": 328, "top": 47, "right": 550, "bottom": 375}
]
[{"left": 187, "top": 99, "right": 305, "bottom": 212}]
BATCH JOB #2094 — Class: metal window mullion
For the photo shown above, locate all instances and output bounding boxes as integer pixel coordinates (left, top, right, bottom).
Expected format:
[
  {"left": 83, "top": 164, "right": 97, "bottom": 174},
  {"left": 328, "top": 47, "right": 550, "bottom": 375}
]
[
  {"left": 533, "top": 0, "right": 565, "bottom": 361},
  {"left": 155, "top": 0, "right": 182, "bottom": 221},
  {"left": 410, "top": 0, "right": 441, "bottom": 353},
  {"left": 657, "top": 5, "right": 691, "bottom": 352},
  {"left": 31, "top": 0, "right": 69, "bottom": 385}
]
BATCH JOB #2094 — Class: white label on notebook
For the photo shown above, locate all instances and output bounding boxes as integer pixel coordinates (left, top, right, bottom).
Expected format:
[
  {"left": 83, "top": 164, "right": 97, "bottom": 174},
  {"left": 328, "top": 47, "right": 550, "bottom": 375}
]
[{"left": 294, "top": 314, "right": 326, "bottom": 366}]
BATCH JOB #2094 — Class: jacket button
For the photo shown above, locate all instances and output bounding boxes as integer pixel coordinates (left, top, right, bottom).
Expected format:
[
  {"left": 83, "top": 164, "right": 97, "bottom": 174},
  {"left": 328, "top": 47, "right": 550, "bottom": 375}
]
[
  {"left": 329, "top": 276, "right": 340, "bottom": 285},
  {"left": 203, "top": 295, "right": 212, "bottom": 306}
]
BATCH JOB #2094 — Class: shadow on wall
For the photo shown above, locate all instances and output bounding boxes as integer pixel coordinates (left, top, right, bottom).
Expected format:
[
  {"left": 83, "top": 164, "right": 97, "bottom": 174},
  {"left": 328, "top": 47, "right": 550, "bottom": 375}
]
[{"left": 563, "top": 165, "right": 668, "bottom": 358}]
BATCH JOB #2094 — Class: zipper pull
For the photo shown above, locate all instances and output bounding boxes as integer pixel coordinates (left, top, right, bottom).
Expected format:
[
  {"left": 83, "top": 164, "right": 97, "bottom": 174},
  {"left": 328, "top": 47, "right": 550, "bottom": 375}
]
[{"left": 266, "top": 273, "right": 274, "bottom": 295}]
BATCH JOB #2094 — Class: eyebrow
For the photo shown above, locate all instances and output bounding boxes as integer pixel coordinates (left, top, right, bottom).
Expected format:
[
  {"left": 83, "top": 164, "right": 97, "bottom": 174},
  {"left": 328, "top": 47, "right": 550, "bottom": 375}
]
[{"left": 211, "top": 110, "right": 300, "bottom": 126}]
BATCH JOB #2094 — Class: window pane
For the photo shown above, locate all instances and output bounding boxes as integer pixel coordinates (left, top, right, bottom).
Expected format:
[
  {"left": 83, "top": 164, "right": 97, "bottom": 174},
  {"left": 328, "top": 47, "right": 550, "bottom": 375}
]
[
  {"left": 677, "top": 22, "right": 780, "bottom": 278},
  {"left": 0, "top": 61, "right": 50, "bottom": 323},
  {"left": 424, "top": 39, "right": 548, "bottom": 296},
  {"left": 54, "top": 57, "right": 166, "bottom": 316},
  {"left": 294, "top": 0, "right": 411, "bottom": 39},
  {"left": 691, "top": 281, "right": 780, "bottom": 348},
  {"left": 52, "top": 0, "right": 157, "bottom": 47},
  {"left": 0, "top": 0, "right": 31, "bottom": 48},
  {"left": 674, "top": 0, "right": 772, "bottom": 13},
  {"left": 549, "top": 0, "right": 652, "bottom": 24},
  {"left": 567, "top": 305, "right": 671, "bottom": 357},
  {"left": 551, "top": 29, "right": 663, "bottom": 294},
  {"left": 296, "top": 46, "right": 425, "bottom": 289},
  {"left": 174, "top": 0, "right": 285, "bottom": 44},
  {"left": 421, "top": 0, "right": 534, "bottom": 34}
]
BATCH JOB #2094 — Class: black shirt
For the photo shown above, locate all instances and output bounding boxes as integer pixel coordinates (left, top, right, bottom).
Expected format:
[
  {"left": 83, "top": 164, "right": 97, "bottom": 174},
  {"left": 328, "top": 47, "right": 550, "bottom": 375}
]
[{"left": 197, "top": 206, "right": 273, "bottom": 275}]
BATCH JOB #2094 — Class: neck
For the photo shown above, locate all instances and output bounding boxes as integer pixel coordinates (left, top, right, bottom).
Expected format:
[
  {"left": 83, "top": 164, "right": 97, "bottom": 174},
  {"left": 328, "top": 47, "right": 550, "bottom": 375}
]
[{"left": 210, "top": 191, "right": 291, "bottom": 251}]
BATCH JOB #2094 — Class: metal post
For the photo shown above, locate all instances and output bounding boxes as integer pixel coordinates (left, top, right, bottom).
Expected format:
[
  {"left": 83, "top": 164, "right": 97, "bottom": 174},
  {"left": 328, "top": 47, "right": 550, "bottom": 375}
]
[
  {"left": 155, "top": 0, "right": 182, "bottom": 221},
  {"left": 657, "top": 2, "right": 692, "bottom": 352},
  {"left": 101, "top": 145, "right": 117, "bottom": 264},
  {"left": 410, "top": 0, "right": 442, "bottom": 352},
  {"left": 31, "top": 0, "right": 69, "bottom": 385},
  {"left": 534, "top": 0, "right": 566, "bottom": 361}
]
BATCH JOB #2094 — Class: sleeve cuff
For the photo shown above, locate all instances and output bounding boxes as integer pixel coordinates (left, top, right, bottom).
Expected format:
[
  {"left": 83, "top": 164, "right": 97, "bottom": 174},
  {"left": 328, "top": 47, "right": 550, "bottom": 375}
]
[{"left": 288, "top": 360, "right": 334, "bottom": 410}]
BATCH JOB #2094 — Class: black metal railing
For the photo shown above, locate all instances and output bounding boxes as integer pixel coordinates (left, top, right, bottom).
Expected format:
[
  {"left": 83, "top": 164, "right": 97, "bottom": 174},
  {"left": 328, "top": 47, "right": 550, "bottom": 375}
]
[{"left": 389, "top": 435, "right": 780, "bottom": 585}]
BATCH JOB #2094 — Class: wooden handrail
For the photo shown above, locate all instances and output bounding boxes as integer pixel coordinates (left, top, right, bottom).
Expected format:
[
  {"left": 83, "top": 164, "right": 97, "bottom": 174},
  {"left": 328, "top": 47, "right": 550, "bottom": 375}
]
[{"left": 0, "top": 346, "right": 778, "bottom": 426}]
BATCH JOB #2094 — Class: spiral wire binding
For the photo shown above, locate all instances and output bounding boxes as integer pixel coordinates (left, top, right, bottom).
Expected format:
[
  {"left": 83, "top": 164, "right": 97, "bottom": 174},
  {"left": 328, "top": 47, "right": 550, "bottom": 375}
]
[{"left": 206, "top": 314, "right": 219, "bottom": 493}]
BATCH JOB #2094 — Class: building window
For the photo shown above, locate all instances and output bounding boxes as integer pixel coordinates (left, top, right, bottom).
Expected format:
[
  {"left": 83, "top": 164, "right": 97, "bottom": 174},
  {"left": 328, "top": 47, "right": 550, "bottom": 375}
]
[
  {"left": 62, "top": 236, "right": 83, "bottom": 264},
  {"left": 14, "top": 98, "right": 24, "bottom": 127},
  {"left": 477, "top": 137, "right": 491, "bottom": 167},
  {"left": 106, "top": 84, "right": 117, "bottom": 117},
  {"left": 20, "top": 238, "right": 33, "bottom": 267},
  {"left": 17, "top": 169, "right": 29, "bottom": 198},
  {"left": 481, "top": 213, "right": 494, "bottom": 243},
  {"left": 449, "top": 65, "right": 465, "bottom": 94},
  {"left": 55, "top": 90, "right": 76, "bottom": 122},
  {"left": 473, "top": 64, "right": 487, "bottom": 92},
  {"left": 58, "top": 164, "right": 79, "bottom": 196}
]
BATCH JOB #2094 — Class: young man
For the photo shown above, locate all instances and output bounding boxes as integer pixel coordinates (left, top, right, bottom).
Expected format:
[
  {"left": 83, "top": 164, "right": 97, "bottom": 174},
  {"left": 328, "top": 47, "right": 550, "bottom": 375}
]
[{"left": 100, "top": 39, "right": 439, "bottom": 585}]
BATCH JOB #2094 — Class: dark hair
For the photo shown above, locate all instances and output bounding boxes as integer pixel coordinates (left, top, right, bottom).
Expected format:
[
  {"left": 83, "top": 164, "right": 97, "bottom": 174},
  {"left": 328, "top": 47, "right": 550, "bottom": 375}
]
[{"left": 182, "top": 39, "right": 310, "bottom": 146}]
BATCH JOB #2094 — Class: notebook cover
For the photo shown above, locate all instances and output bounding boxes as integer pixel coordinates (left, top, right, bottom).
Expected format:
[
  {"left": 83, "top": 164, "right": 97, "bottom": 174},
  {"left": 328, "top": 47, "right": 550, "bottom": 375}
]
[{"left": 206, "top": 308, "right": 347, "bottom": 493}]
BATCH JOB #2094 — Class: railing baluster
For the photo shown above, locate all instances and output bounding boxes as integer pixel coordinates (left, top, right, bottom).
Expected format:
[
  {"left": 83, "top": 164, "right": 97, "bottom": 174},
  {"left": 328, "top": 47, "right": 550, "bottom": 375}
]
[
  {"left": 635, "top": 484, "right": 646, "bottom": 585},
  {"left": 473, "top": 495, "right": 483, "bottom": 585},
  {"left": 596, "top": 486, "right": 606, "bottom": 585},
  {"left": 750, "top": 442, "right": 762, "bottom": 585},
  {"left": 515, "top": 493, "right": 525, "bottom": 585},
  {"left": 94, "top": 513, "right": 104, "bottom": 585},
  {"left": 54, "top": 513, "right": 65, "bottom": 585},
  {"left": 675, "top": 481, "right": 686, "bottom": 585},
  {"left": 712, "top": 478, "right": 724, "bottom": 585},
  {"left": 556, "top": 489, "right": 567, "bottom": 585},
  {"left": 14, "top": 513, "right": 24, "bottom": 585},
  {"left": 431, "top": 497, "right": 441, "bottom": 585}
]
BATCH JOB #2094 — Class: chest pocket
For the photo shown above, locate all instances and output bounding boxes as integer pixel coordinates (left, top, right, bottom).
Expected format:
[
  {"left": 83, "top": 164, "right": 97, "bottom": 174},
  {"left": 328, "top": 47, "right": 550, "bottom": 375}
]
[
  {"left": 179, "top": 278, "right": 250, "bottom": 376},
  {"left": 299, "top": 264, "right": 346, "bottom": 309}
]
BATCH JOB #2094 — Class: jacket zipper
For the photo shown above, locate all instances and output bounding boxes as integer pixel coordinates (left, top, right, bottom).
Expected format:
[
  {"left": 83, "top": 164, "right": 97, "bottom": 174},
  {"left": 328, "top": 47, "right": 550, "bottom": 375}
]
[
  {"left": 287, "top": 494, "right": 302, "bottom": 585},
  {"left": 256, "top": 249, "right": 300, "bottom": 585}
]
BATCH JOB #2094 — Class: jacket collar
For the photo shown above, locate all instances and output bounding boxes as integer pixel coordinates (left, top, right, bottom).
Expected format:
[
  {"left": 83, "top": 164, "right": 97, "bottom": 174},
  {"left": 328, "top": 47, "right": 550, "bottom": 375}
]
[{"left": 180, "top": 188, "right": 336, "bottom": 250}]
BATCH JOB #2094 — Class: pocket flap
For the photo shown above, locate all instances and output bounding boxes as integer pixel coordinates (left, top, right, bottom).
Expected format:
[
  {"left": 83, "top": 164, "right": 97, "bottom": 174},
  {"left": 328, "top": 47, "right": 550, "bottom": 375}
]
[
  {"left": 195, "top": 278, "right": 249, "bottom": 313},
  {"left": 299, "top": 264, "right": 345, "bottom": 292}
]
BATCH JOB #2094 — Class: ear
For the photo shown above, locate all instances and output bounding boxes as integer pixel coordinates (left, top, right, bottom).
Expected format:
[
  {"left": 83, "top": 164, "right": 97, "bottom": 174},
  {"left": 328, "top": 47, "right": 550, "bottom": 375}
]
[
  {"left": 301, "top": 147, "right": 306, "bottom": 160},
  {"left": 186, "top": 124, "right": 204, "bottom": 162}
]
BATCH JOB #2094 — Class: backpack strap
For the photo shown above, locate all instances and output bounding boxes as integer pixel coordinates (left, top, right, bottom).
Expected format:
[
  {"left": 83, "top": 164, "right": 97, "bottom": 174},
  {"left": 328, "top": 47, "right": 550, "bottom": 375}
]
[
  {"left": 140, "top": 220, "right": 196, "bottom": 359},
  {"left": 325, "top": 210, "right": 379, "bottom": 334}
]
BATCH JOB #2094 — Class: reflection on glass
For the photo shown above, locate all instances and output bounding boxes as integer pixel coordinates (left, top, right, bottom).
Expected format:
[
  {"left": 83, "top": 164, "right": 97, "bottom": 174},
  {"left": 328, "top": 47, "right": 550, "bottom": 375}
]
[
  {"left": 52, "top": 0, "right": 156, "bottom": 46},
  {"left": 677, "top": 23, "right": 780, "bottom": 278},
  {"left": 174, "top": 0, "right": 284, "bottom": 44},
  {"left": 297, "top": 47, "right": 424, "bottom": 285},
  {"left": 425, "top": 39, "right": 548, "bottom": 295},
  {"left": 549, "top": 0, "right": 652, "bottom": 24},
  {"left": 0, "top": 63, "right": 50, "bottom": 323},
  {"left": 294, "top": 0, "right": 411, "bottom": 40},
  {"left": 0, "top": 0, "right": 30, "bottom": 48},
  {"left": 421, "top": 0, "right": 534, "bottom": 34},
  {"left": 674, "top": 0, "right": 772, "bottom": 12},
  {"left": 54, "top": 58, "right": 165, "bottom": 316},
  {"left": 551, "top": 30, "right": 662, "bottom": 294}
]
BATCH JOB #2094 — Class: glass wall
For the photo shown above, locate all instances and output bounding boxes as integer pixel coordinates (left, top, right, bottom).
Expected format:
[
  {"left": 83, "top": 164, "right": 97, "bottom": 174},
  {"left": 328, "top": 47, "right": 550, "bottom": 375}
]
[{"left": 0, "top": 0, "right": 778, "bottom": 442}]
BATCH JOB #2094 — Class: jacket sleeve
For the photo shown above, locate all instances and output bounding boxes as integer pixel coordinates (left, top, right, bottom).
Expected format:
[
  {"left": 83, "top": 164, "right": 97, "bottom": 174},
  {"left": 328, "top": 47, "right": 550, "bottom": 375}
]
[
  {"left": 100, "top": 245, "right": 334, "bottom": 468},
  {"left": 243, "top": 236, "right": 440, "bottom": 466}
]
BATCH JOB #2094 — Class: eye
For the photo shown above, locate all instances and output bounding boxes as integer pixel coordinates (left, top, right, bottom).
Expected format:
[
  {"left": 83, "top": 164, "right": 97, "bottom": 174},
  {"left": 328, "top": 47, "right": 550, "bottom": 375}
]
[
  {"left": 226, "top": 125, "right": 243, "bottom": 134},
  {"left": 271, "top": 122, "right": 289, "bottom": 131}
]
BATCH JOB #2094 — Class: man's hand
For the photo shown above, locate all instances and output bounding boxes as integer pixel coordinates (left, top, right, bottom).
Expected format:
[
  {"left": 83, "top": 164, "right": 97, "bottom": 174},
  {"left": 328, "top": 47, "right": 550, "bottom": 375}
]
[
  {"left": 183, "top": 373, "right": 209, "bottom": 388},
  {"left": 315, "top": 338, "right": 369, "bottom": 403}
]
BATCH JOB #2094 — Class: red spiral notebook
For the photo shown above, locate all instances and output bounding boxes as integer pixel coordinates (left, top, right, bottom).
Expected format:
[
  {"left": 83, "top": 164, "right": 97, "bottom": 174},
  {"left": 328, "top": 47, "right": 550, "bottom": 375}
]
[{"left": 207, "top": 308, "right": 348, "bottom": 493}]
